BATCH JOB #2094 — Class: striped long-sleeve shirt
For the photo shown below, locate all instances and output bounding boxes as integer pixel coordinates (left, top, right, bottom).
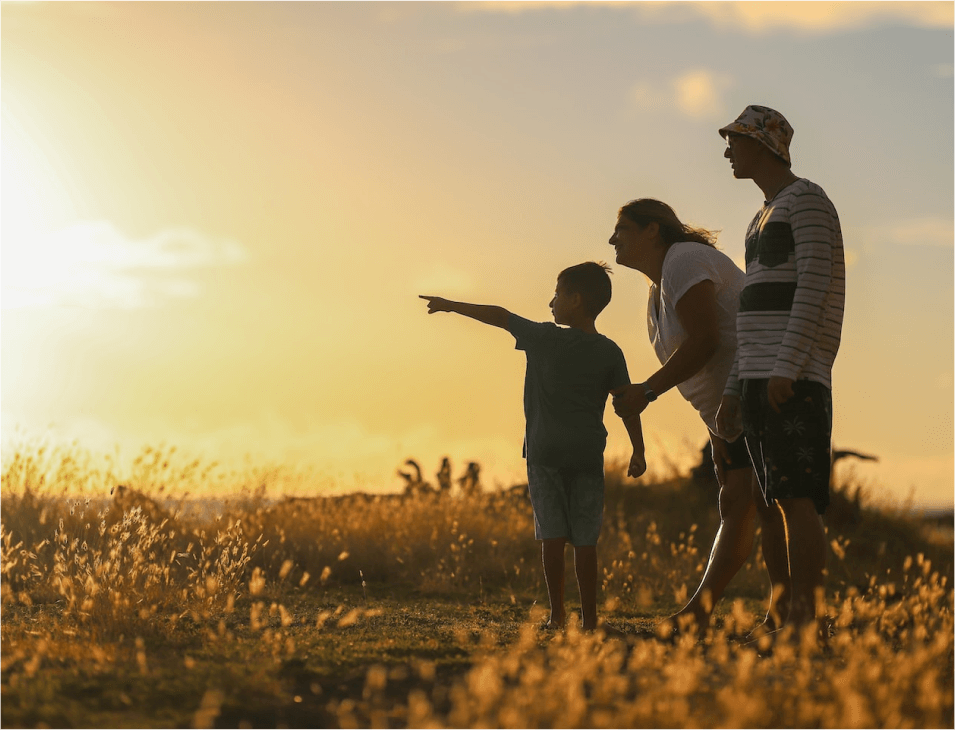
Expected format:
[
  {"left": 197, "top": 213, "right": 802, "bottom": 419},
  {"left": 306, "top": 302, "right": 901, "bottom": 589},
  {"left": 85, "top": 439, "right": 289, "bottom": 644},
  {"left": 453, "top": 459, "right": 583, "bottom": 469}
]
[{"left": 724, "top": 178, "right": 845, "bottom": 396}]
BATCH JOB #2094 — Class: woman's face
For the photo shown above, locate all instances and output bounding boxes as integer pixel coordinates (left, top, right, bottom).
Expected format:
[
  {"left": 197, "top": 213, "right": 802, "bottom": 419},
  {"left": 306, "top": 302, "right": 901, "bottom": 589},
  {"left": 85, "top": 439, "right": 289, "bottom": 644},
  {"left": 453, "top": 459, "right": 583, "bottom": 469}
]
[{"left": 609, "top": 215, "right": 655, "bottom": 268}]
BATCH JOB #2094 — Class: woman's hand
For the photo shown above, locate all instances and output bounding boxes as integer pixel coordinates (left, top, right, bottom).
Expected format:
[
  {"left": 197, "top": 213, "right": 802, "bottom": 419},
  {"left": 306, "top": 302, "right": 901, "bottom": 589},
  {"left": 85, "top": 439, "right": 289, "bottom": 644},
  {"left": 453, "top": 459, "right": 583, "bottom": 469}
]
[
  {"left": 611, "top": 384, "right": 649, "bottom": 419},
  {"left": 710, "top": 434, "right": 730, "bottom": 487}
]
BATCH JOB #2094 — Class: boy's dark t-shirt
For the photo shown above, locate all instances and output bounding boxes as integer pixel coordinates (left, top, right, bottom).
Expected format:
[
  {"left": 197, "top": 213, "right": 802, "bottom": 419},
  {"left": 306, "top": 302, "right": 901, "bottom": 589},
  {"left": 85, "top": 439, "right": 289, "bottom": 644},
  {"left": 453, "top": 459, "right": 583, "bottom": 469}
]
[{"left": 508, "top": 314, "right": 630, "bottom": 472}]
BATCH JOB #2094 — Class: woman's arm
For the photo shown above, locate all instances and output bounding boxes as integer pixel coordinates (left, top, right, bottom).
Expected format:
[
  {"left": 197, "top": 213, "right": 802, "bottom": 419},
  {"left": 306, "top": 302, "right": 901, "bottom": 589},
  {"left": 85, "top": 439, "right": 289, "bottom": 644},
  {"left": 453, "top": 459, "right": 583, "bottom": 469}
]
[
  {"left": 613, "top": 279, "right": 720, "bottom": 418},
  {"left": 645, "top": 279, "right": 720, "bottom": 396}
]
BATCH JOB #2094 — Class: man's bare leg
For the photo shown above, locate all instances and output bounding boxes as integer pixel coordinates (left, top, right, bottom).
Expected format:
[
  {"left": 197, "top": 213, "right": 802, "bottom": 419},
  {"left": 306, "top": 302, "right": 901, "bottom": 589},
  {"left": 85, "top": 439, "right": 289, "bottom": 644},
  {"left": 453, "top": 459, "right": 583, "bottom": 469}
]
[
  {"left": 776, "top": 497, "right": 827, "bottom": 630},
  {"left": 754, "top": 486, "right": 791, "bottom": 632},
  {"left": 541, "top": 538, "right": 567, "bottom": 628},
  {"left": 672, "top": 466, "right": 757, "bottom": 632},
  {"left": 573, "top": 544, "right": 598, "bottom": 631}
]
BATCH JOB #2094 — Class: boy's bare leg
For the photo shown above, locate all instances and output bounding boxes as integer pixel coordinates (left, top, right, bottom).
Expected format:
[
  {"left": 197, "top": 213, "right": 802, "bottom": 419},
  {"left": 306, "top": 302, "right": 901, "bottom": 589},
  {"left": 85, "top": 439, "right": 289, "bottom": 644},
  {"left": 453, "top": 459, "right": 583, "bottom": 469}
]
[
  {"left": 573, "top": 544, "right": 598, "bottom": 631},
  {"left": 755, "top": 489, "right": 791, "bottom": 632},
  {"left": 541, "top": 538, "right": 567, "bottom": 628},
  {"left": 671, "top": 466, "right": 757, "bottom": 631},
  {"left": 776, "top": 497, "right": 826, "bottom": 631}
]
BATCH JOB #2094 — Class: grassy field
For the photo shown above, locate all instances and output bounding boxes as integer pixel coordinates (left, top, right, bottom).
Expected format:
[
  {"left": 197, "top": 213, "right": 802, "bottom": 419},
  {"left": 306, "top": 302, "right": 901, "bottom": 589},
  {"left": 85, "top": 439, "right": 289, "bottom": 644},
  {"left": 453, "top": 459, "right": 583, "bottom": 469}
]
[{"left": 2, "top": 444, "right": 952, "bottom": 728}]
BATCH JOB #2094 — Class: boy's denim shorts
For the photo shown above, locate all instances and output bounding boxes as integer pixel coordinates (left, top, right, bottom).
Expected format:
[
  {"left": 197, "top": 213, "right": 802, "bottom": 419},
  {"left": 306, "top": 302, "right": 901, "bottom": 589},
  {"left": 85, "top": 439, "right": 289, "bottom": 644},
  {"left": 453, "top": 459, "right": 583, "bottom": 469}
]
[
  {"left": 526, "top": 464, "right": 604, "bottom": 546},
  {"left": 741, "top": 378, "right": 833, "bottom": 515}
]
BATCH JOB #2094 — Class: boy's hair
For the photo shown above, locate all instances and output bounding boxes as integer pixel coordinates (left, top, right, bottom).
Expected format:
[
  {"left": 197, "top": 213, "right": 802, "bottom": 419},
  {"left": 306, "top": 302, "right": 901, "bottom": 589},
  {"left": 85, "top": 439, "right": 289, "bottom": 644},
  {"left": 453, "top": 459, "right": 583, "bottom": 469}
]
[{"left": 557, "top": 262, "right": 613, "bottom": 318}]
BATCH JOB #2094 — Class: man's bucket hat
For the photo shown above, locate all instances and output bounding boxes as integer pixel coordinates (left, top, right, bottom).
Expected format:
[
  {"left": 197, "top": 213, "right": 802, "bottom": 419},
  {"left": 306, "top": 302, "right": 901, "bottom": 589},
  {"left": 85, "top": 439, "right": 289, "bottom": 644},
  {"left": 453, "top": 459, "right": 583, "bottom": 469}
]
[{"left": 719, "top": 105, "right": 793, "bottom": 166}]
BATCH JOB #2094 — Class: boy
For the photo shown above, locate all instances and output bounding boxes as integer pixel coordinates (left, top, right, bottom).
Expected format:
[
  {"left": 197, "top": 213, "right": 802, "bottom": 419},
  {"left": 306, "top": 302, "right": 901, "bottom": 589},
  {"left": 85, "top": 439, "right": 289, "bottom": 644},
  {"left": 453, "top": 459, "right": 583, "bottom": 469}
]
[{"left": 420, "top": 261, "right": 645, "bottom": 632}]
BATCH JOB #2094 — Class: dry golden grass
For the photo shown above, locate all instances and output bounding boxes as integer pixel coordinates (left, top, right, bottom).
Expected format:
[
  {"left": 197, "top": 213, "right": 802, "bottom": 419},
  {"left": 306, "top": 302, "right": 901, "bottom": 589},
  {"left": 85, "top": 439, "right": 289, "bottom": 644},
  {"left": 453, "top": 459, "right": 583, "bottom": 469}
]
[{"left": 1, "top": 442, "right": 952, "bottom": 728}]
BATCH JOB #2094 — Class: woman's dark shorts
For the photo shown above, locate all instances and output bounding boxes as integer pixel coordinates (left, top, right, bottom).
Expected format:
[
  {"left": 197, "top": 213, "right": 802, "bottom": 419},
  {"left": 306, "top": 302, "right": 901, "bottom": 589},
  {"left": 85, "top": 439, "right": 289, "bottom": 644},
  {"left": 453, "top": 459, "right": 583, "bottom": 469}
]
[
  {"left": 741, "top": 379, "right": 832, "bottom": 515},
  {"left": 722, "top": 434, "right": 752, "bottom": 472}
]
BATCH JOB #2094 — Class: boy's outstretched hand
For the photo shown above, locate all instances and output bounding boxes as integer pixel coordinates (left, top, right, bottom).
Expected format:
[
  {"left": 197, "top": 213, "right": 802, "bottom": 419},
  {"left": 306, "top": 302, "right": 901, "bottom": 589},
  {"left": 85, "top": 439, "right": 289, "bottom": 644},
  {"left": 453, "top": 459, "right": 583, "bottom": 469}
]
[
  {"left": 419, "top": 295, "right": 453, "bottom": 314},
  {"left": 628, "top": 452, "right": 647, "bottom": 478}
]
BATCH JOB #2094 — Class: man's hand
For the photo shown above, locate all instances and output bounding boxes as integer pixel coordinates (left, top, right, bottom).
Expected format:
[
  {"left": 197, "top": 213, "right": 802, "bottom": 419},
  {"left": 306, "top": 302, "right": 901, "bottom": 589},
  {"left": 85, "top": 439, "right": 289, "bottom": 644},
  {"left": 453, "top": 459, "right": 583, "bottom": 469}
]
[
  {"left": 716, "top": 395, "right": 741, "bottom": 438},
  {"left": 611, "top": 384, "right": 649, "bottom": 419},
  {"left": 766, "top": 376, "right": 795, "bottom": 413},
  {"left": 628, "top": 452, "right": 647, "bottom": 478},
  {"left": 710, "top": 435, "right": 730, "bottom": 487},
  {"left": 419, "top": 295, "right": 454, "bottom": 314}
]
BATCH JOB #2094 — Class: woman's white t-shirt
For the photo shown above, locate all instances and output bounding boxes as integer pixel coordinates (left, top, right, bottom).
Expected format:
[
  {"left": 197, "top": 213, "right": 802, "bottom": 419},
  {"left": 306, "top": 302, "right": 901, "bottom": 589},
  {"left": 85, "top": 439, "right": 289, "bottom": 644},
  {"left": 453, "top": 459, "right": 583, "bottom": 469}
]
[{"left": 647, "top": 242, "right": 744, "bottom": 440}]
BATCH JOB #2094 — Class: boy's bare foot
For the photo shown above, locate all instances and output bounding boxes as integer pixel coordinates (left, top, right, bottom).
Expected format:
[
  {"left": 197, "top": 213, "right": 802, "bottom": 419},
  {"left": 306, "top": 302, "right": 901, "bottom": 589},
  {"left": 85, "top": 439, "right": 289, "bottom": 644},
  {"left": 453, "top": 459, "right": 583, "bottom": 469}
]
[{"left": 540, "top": 619, "right": 563, "bottom": 632}]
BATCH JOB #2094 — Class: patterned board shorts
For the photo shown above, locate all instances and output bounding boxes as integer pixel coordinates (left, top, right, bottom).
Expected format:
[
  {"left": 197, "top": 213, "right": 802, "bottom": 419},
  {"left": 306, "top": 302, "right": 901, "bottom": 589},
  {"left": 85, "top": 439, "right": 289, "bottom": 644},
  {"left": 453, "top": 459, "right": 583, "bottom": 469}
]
[
  {"left": 526, "top": 464, "right": 605, "bottom": 546},
  {"left": 741, "top": 379, "right": 833, "bottom": 515}
]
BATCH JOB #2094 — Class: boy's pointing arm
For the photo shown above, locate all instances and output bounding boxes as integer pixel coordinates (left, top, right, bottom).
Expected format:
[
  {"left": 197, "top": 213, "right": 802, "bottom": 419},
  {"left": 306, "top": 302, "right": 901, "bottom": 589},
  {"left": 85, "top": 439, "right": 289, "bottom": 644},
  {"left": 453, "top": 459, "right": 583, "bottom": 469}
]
[{"left": 419, "top": 295, "right": 511, "bottom": 330}]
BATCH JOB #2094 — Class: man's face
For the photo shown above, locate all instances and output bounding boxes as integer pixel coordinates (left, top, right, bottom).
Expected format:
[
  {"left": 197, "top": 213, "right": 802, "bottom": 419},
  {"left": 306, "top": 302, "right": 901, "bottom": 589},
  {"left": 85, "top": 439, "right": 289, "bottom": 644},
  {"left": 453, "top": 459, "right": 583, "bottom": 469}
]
[{"left": 723, "top": 133, "right": 763, "bottom": 179}]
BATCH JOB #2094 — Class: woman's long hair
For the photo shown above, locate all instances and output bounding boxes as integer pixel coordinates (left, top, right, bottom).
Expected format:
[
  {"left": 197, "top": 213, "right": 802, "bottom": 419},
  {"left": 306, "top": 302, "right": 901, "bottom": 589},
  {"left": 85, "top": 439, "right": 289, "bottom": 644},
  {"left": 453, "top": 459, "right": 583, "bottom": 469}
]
[{"left": 618, "top": 198, "right": 719, "bottom": 248}]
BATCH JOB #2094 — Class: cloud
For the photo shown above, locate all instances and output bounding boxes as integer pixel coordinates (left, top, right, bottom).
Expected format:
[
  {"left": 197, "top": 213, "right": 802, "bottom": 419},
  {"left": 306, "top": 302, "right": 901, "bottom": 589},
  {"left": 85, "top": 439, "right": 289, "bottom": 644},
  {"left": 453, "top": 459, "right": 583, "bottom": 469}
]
[
  {"left": 464, "top": 1, "right": 953, "bottom": 34},
  {"left": 672, "top": 69, "right": 733, "bottom": 118},
  {"left": 686, "top": 1, "right": 954, "bottom": 35},
  {"left": 631, "top": 68, "right": 733, "bottom": 120},
  {"left": 844, "top": 218, "right": 952, "bottom": 261},
  {"left": 886, "top": 218, "right": 954, "bottom": 248},
  {"left": 2, "top": 221, "right": 247, "bottom": 310}
]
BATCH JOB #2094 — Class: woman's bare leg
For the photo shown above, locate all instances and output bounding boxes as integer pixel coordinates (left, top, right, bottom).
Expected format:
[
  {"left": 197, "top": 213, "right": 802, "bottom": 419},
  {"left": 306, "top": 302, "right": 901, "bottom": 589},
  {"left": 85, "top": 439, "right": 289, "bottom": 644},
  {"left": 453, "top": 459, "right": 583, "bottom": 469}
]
[{"left": 672, "top": 466, "right": 757, "bottom": 630}]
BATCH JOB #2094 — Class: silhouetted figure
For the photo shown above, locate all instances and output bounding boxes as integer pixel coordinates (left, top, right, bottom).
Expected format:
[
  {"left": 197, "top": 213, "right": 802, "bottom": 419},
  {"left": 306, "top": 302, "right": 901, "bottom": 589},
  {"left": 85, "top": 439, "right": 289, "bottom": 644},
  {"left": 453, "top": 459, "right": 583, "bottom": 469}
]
[
  {"left": 398, "top": 459, "right": 432, "bottom": 496},
  {"left": 420, "top": 261, "right": 644, "bottom": 634},
  {"left": 437, "top": 457, "right": 453, "bottom": 493},
  {"left": 716, "top": 105, "right": 846, "bottom": 635},
  {"left": 457, "top": 461, "right": 482, "bottom": 495}
]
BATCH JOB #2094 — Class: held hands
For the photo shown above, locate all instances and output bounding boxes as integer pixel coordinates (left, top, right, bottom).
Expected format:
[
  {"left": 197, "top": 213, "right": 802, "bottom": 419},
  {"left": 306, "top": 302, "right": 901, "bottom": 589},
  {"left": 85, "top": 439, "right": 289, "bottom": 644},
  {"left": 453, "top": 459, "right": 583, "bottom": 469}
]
[
  {"left": 419, "top": 295, "right": 454, "bottom": 314},
  {"left": 611, "top": 384, "right": 649, "bottom": 419}
]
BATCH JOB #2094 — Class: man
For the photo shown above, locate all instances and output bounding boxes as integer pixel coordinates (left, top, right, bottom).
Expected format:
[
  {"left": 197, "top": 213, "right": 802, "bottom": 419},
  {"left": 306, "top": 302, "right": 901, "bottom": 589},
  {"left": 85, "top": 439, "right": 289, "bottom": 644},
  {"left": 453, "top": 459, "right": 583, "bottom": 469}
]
[{"left": 715, "top": 105, "right": 846, "bottom": 636}]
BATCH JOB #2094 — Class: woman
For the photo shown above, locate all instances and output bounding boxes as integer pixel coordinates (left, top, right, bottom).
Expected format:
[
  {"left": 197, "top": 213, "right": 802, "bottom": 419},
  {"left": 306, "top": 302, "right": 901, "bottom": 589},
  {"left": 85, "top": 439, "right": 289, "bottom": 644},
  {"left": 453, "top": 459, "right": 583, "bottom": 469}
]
[{"left": 608, "top": 198, "right": 788, "bottom": 634}]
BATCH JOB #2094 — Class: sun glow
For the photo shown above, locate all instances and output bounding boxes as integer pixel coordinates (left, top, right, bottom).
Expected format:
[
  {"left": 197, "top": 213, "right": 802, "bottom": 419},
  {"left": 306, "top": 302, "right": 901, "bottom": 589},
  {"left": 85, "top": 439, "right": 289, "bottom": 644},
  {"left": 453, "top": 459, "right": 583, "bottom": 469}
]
[{"left": 2, "top": 108, "right": 80, "bottom": 308}]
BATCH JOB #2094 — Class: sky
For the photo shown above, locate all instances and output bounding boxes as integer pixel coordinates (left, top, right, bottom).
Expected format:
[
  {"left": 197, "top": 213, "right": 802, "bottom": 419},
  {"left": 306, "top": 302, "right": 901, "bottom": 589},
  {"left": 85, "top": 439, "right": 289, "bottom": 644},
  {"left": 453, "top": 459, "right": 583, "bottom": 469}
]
[{"left": 2, "top": 1, "right": 953, "bottom": 507}]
